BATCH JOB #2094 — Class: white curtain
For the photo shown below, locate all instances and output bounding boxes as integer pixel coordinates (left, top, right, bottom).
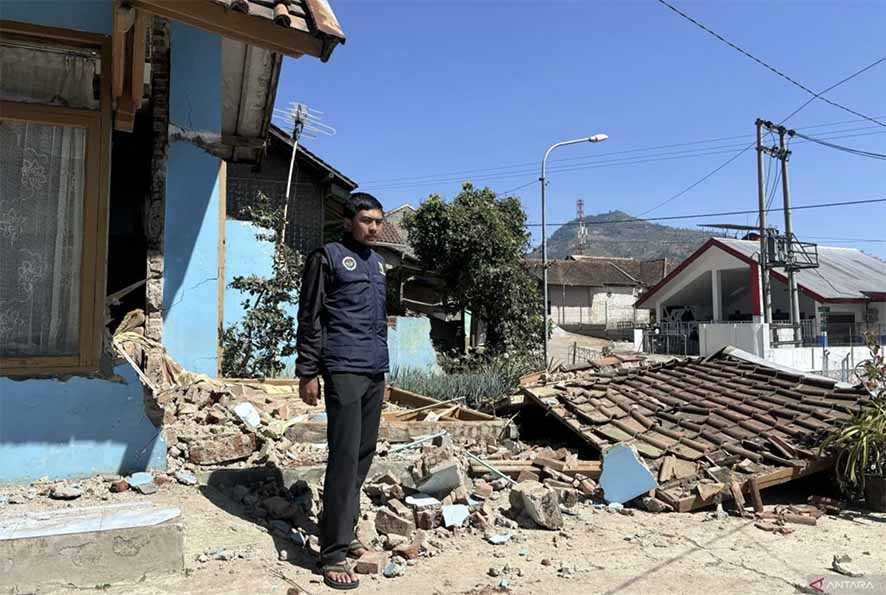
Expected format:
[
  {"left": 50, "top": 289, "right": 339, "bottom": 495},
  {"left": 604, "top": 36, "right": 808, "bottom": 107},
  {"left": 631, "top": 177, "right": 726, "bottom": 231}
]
[{"left": 0, "top": 121, "right": 85, "bottom": 357}]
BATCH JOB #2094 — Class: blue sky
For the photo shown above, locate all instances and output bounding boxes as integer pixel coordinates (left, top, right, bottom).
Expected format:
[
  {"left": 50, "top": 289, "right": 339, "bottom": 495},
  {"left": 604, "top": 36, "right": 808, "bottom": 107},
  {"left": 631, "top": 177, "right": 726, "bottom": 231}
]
[{"left": 275, "top": 1, "right": 885, "bottom": 257}]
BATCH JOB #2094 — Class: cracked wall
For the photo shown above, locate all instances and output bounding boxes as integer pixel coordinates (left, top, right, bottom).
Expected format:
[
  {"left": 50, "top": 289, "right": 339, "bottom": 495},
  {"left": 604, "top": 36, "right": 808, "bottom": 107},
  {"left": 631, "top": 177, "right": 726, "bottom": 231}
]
[{"left": 160, "top": 23, "right": 225, "bottom": 376}]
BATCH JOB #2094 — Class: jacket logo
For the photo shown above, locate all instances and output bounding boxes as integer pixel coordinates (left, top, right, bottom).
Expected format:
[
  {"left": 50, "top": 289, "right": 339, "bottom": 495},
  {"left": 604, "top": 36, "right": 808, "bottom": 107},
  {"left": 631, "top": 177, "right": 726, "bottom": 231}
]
[
  {"left": 342, "top": 256, "right": 357, "bottom": 271},
  {"left": 378, "top": 261, "right": 386, "bottom": 276}
]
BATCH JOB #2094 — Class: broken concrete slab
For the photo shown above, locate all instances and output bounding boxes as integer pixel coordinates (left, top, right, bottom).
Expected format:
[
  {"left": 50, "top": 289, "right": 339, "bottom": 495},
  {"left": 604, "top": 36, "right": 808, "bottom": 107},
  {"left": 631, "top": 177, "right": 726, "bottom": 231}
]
[
  {"left": 441, "top": 504, "right": 470, "bottom": 528},
  {"left": 0, "top": 503, "right": 183, "bottom": 592},
  {"left": 355, "top": 550, "right": 387, "bottom": 574},
  {"left": 599, "top": 444, "right": 657, "bottom": 504},
  {"left": 375, "top": 508, "right": 415, "bottom": 537},
  {"left": 233, "top": 402, "right": 261, "bottom": 429},
  {"left": 511, "top": 481, "right": 563, "bottom": 530}
]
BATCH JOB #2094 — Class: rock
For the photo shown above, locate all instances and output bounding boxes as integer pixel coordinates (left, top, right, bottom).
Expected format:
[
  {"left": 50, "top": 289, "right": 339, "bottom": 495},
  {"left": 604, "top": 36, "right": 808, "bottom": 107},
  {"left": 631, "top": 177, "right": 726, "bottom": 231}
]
[
  {"left": 473, "top": 480, "right": 494, "bottom": 500},
  {"left": 541, "top": 558, "right": 552, "bottom": 566},
  {"left": 488, "top": 567, "right": 501, "bottom": 577},
  {"left": 50, "top": 485, "right": 82, "bottom": 500},
  {"left": 405, "top": 493, "right": 441, "bottom": 510},
  {"left": 262, "top": 496, "right": 295, "bottom": 520},
  {"left": 517, "top": 470, "right": 540, "bottom": 483},
  {"left": 607, "top": 502, "right": 624, "bottom": 513},
  {"left": 231, "top": 485, "right": 251, "bottom": 502},
  {"left": 375, "top": 508, "right": 415, "bottom": 537},
  {"left": 356, "top": 517, "right": 380, "bottom": 548},
  {"left": 384, "top": 534, "right": 408, "bottom": 550},
  {"left": 599, "top": 444, "right": 657, "bottom": 504},
  {"left": 417, "top": 460, "right": 465, "bottom": 498},
  {"left": 383, "top": 556, "right": 407, "bottom": 578},
  {"left": 642, "top": 496, "right": 673, "bottom": 513},
  {"left": 491, "top": 478, "right": 510, "bottom": 491},
  {"left": 355, "top": 550, "right": 387, "bottom": 575},
  {"left": 416, "top": 508, "right": 439, "bottom": 530},
  {"left": 133, "top": 481, "right": 158, "bottom": 495},
  {"left": 128, "top": 472, "right": 154, "bottom": 488},
  {"left": 832, "top": 554, "right": 864, "bottom": 577},
  {"left": 270, "top": 520, "right": 292, "bottom": 536},
  {"left": 109, "top": 480, "right": 130, "bottom": 493},
  {"left": 393, "top": 541, "right": 421, "bottom": 561},
  {"left": 8, "top": 494, "right": 27, "bottom": 505},
  {"left": 486, "top": 532, "right": 512, "bottom": 545},
  {"left": 512, "top": 481, "right": 563, "bottom": 530},
  {"left": 441, "top": 504, "right": 470, "bottom": 528},
  {"left": 279, "top": 549, "right": 289, "bottom": 561},
  {"left": 189, "top": 433, "right": 256, "bottom": 465},
  {"left": 233, "top": 402, "right": 261, "bottom": 429},
  {"left": 174, "top": 470, "right": 198, "bottom": 486}
]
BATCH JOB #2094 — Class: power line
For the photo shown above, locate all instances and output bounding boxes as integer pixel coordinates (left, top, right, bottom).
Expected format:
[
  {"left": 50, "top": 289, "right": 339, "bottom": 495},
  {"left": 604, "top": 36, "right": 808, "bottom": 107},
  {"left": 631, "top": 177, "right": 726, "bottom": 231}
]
[
  {"left": 361, "top": 114, "right": 886, "bottom": 188},
  {"left": 365, "top": 126, "right": 886, "bottom": 192},
  {"left": 655, "top": 0, "right": 886, "bottom": 127},
  {"left": 525, "top": 197, "right": 886, "bottom": 227},
  {"left": 635, "top": 54, "right": 886, "bottom": 217},
  {"left": 791, "top": 130, "right": 886, "bottom": 160}
]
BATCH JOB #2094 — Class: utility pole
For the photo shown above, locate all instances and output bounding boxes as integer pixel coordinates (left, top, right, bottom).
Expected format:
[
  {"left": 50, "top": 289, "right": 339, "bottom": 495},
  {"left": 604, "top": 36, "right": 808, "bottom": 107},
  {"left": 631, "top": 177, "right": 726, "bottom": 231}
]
[
  {"left": 777, "top": 126, "right": 802, "bottom": 344},
  {"left": 755, "top": 119, "right": 772, "bottom": 324}
]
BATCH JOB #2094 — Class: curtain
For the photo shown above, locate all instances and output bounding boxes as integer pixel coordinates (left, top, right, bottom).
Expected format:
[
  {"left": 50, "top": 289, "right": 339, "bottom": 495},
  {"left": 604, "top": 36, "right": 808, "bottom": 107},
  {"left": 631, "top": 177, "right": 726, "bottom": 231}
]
[
  {"left": 0, "top": 42, "right": 99, "bottom": 110},
  {"left": 0, "top": 121, "right": 85, "bottom": 357}
]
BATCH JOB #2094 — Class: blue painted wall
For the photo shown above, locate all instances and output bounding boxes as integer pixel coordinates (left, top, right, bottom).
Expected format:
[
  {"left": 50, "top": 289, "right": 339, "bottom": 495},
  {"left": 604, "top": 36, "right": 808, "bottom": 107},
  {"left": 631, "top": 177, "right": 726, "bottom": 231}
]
[
  {"left": 0, "top": 0, "right": 167, "bottom": 486},
  {"left": 223, "top": 220, "right": 298, "bottom": 373},
  {"left": 0, "top": 1, "right": 113, "bottom": 35},
  {"left": 162, "top": 23, "right": 223, "bottom": 376},
  {"left": 388, "top": 317, "right": 441, "bottom": 375},
  {"left": 0, "top": 366, "right": 167, "bottom": 485}
]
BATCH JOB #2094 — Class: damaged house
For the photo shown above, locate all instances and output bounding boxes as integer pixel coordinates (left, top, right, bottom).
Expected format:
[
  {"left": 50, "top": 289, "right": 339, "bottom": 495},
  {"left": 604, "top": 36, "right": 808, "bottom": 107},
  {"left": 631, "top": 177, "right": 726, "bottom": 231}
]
[{"left": 0, "top": 0, "right": 346, "bottom": 484}]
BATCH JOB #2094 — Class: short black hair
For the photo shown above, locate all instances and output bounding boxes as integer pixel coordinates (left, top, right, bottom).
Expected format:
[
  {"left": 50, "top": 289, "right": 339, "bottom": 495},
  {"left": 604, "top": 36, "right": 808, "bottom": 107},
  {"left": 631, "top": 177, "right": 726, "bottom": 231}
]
[{"left": 343, "top": 192, "right": 384, "bottom": 219}]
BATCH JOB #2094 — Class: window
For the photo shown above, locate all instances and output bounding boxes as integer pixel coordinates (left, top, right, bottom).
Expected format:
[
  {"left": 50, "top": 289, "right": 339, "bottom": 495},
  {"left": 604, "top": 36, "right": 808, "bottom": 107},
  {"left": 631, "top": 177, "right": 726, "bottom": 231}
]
[{"left": 0, "top": 23, "right": 110, "bottom": 376}]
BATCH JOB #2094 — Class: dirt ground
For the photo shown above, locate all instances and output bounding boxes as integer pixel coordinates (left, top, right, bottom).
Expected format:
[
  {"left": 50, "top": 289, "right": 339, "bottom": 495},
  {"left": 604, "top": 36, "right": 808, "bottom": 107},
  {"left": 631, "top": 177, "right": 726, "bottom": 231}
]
[{"left": 20, "top": 476, "right": 884, "bottom": 595}]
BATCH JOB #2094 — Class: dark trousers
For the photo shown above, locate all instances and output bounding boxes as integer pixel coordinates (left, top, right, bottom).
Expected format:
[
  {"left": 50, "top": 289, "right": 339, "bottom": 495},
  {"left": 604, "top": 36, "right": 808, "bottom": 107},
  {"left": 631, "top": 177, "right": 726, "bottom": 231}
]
[{"left": 319, "top": 372, "right": 385, "bottom": 565}]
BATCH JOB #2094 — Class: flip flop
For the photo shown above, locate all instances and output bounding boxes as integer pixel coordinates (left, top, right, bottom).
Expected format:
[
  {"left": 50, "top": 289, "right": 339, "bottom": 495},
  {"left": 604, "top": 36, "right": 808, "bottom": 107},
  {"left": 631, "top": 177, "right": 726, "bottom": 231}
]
[
  {"left": 347, "top": 538, "right": 369, "bottom": 559},
  {"left": 322, "top": 560, "right": 360, "bottom": 591}
]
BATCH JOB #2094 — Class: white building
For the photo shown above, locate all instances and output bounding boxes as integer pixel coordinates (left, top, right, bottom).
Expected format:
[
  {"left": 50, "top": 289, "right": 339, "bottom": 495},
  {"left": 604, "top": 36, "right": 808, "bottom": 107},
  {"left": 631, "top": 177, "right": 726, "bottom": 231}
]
[{"left": 636, "top": 238, "right": 886, "bottom": 374}]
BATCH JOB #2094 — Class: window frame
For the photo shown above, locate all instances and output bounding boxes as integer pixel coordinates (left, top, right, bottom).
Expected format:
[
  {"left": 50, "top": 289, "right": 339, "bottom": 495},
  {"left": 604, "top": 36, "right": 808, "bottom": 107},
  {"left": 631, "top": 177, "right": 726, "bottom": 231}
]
[{"left": 0, "top": 22, "right": 112, "bottom": 377}]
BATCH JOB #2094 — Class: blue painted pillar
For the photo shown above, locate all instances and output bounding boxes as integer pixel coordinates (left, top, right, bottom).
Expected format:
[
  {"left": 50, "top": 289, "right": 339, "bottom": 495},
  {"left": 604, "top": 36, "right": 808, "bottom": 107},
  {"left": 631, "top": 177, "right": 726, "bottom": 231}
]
[{"left": 162, "top": 24, "right": 223, "bottom": 376}]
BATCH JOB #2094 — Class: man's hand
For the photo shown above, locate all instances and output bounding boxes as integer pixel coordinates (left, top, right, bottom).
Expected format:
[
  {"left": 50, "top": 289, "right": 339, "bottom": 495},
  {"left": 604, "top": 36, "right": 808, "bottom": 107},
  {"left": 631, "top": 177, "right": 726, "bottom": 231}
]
[{"left": 299, "top": 376, "right": 320, "bottom": 406}]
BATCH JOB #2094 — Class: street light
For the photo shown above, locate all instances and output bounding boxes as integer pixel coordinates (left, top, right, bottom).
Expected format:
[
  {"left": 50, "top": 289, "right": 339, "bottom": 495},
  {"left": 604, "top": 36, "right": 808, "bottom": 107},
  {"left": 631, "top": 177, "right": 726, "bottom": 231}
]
[{"left": 540, "top": 134, "right": 608, "bottom": 368}]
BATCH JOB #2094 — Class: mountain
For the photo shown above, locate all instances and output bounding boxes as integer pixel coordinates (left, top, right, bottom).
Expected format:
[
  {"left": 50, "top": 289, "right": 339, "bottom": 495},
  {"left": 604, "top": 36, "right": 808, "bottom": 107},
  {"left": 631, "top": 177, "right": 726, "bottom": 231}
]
[{"left": 530, "top": 210, "right": 711, "bottom": 262}]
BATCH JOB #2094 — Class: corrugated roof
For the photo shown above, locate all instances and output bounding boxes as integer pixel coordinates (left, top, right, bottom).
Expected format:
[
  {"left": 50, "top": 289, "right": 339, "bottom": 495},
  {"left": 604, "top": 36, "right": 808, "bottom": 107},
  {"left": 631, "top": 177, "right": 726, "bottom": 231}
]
[{"left": 717, "top": 238, "right": 886, "bottom": 300}]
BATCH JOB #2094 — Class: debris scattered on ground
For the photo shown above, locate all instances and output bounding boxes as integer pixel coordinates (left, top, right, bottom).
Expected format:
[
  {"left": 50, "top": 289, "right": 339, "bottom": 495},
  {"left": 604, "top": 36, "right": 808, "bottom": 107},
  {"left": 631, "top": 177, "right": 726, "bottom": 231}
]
[{"left": 832, "top": 554, "right": 864, "bottom": 577}]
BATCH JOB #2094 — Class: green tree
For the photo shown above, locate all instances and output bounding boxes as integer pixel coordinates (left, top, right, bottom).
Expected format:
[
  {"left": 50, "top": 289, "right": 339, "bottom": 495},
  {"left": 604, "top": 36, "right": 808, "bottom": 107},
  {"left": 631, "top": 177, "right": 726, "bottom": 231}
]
[
  {"left": 404, "top": 183, "right": 544, "bottom": 354},
  {"left": 221, "top": 192, "right": 303, "bottom": 378}
]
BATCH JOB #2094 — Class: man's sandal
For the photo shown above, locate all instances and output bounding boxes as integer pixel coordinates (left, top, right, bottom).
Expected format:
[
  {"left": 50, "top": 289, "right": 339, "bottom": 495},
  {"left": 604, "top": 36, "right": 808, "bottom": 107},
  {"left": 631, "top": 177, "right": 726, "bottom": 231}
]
[
  {"left": 347, "top": 538, "right": 370, "bottom": 558},
  {"left": 322, "top": 560, "right": 360, "bottom": 591}
]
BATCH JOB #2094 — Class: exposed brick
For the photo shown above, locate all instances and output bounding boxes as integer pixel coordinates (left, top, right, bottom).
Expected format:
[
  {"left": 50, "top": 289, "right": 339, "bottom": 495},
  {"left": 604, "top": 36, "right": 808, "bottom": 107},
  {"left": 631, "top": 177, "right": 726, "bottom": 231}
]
[{"left": 189, "top": 433, "right": 256, "bottom": 465}]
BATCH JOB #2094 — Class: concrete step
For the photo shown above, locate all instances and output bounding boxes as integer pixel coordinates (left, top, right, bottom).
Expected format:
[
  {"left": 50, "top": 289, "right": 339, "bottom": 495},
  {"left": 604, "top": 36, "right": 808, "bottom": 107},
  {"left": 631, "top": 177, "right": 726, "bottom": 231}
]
[{"left": 0, "top": 502, "right": 183, "bottom": 592}]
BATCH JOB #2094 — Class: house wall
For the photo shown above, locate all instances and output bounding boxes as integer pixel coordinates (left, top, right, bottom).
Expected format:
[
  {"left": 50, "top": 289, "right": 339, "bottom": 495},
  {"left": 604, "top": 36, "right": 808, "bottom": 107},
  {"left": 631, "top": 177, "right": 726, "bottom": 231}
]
[
  {"left": 162, "top": 23, "right": 224, "bottom": 376},
  {"left": 550, "top": 285, "right": 649, "bottom": 328},
  {"left": 0, "top": 366, "right": 166, "bottom": 484},
  {"left": 222, "top": 219, "right": 298, "bottom": 373},
  {"left": 388, "top": 317, "right": 441, "bottom": 375},
  {"left": 0, "top": 1, "right": 168, "bottom": 485}
]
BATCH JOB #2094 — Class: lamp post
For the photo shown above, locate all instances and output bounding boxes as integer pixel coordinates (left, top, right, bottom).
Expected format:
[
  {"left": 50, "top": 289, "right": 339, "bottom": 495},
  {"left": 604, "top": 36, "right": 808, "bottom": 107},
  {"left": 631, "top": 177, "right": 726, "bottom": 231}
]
[{"left": 540, "top": 134, "right": 608, "bottom": 368}]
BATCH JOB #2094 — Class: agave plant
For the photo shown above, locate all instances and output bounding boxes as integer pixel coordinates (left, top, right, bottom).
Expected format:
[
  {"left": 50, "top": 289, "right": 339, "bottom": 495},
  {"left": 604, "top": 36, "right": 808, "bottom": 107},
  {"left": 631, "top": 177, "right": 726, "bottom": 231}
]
[{"left": 821, "top": 398, "right": 886, "bottom": 492}]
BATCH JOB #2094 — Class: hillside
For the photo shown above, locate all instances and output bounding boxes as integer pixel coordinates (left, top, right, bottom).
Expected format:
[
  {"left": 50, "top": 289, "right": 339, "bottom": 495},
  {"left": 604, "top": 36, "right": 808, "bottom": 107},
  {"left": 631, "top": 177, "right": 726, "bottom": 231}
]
[{"left": 530, "top": 210, "right": 711, "bottom": 262}]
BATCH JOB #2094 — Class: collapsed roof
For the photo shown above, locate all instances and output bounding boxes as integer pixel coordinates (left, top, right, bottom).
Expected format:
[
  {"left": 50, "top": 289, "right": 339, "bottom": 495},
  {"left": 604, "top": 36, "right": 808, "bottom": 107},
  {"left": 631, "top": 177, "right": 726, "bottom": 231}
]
[{"left": 523, "top": 347, "right": 871, "bottom": 511}]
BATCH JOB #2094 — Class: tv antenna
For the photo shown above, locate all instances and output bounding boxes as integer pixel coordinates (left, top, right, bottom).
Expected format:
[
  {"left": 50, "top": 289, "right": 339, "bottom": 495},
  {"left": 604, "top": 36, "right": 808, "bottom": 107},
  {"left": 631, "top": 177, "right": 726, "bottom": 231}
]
[{"left": 271, "top": 102, "right": 336, "bottom": 244}]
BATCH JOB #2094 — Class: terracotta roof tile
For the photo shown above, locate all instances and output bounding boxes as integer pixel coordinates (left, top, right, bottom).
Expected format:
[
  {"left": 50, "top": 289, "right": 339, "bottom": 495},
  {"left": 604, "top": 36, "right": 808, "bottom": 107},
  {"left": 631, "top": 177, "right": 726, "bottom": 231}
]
[{"left": 523, "top": 349, "right": 871, "bottom": 511}]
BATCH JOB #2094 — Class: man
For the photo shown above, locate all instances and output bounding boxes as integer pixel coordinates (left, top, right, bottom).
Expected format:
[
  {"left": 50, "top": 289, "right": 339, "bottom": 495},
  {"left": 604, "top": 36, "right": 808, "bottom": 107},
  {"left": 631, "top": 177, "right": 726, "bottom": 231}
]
[{"left": 295, "top": 193, "right": 388, "bottom": 590}]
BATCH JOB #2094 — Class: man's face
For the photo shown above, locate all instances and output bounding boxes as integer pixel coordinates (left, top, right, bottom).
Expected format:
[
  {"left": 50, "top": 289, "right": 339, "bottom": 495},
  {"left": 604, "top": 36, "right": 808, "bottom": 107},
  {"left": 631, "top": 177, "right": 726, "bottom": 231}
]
[{"left": 345, "top": 208, "right": 384, "bottom": 246}]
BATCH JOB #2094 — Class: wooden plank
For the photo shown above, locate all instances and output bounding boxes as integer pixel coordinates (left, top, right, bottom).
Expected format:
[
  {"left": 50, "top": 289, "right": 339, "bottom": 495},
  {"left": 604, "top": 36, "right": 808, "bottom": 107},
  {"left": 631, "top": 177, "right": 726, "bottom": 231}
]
[
  {"left": 216, "top": 161, "right": 227, "bottom": 377},
  {"left": 386, "top": 386, "right": 495, "bottom": 421},
  {"left": 748, "top": 476, "right": 764, "bottom": 513},
  {"left": 729, "top": 481, "right": 749, "bottom": 517}
]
